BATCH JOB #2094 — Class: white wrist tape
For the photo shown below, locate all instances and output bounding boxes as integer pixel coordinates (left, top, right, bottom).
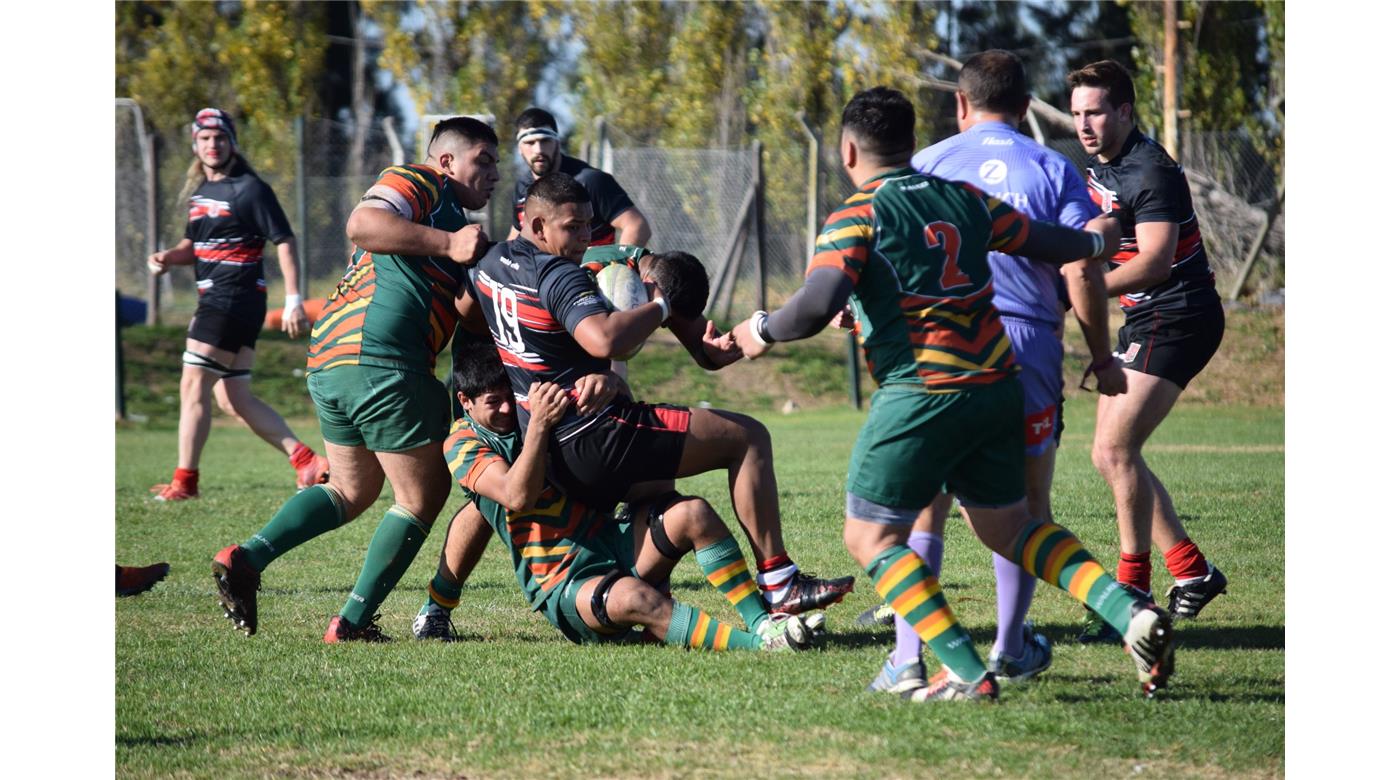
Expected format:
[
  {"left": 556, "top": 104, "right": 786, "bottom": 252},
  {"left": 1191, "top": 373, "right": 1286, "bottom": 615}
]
[
  {"left": 1089, "top": 231, "right": 1105, "bottom": 259},
  {"left": 283, "top": 294, "right": 303, "bottom": 314},
  {"left": 750, "top": 311, "right": 772, "bottom": 345},
  {"left": 653, "top": 293, "right": 671, "bottom": 324}
]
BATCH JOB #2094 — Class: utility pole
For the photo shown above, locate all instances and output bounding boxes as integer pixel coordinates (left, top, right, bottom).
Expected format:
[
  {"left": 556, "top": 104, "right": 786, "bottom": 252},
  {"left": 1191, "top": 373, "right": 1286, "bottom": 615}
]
[{"left": 1163, "top": 0, "right": 1179, "bottom": 158}]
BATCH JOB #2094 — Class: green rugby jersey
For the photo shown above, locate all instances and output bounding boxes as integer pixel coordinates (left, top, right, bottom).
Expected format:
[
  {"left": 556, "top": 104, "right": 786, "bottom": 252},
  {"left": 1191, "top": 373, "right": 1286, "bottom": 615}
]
[
  {"left": 443, "top": 417, "right": 606, "bottom": 609},
  {"left": 580, "top": 243, "right": 646, "bottom": 277},
  {"left": 307, "top": 164, "right": 470, "bottom": 375},
  {"left": 809, "top": 167, "right": 1032, "bottom": 390}
]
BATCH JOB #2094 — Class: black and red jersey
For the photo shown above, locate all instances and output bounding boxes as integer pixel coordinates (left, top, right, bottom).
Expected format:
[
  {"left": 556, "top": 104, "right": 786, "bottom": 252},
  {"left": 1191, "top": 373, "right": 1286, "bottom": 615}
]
[
  {"left": 1086, "top": 128, "right": 1218, "bottom": 314},
  {"left": 183, "top": 171, "right": 293, "bottom": 311},
  {"left": 511, "top": 155, "right": 636, "bottom": 246},
  {"left": 468, "top": 237, "right": 612, "bottom": 437}
]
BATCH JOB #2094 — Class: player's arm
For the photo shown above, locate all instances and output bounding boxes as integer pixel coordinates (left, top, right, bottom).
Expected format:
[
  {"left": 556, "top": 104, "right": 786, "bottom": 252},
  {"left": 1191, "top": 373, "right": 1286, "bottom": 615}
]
[
  {"left": 273, "top": 238, "right": 310, "bottom": 338},
  {"left": 469, "top": 382, "right": 571, "bottom": 513},
  {"left": 1102, "top": 221, "right": 1176, "bottom": 297},
  {"left": 584, "top": 169, "right": 650, "bottom": 246},
  {"left": 666, "top": 315, "right": 742, "bottom": 370},
  {"left": 1061, "top": 258, "right": 1126, "bottom": 395},
  {"left": 347, "top": 167, "right": 489, "bottom": 264},
  {"left": 970, "top": 183, "right": 1121, "bottom": 267},
  {"left": 147, "top": 239, "right": 195, "bottom": 274},
  {"left": 571, "top": 302, "right": 668, "bottom": 360},
  {"left": 572, "top": 370, "right": 630, "bottom": 415},
  {"left": 611, "top": 207, "right": 651, "bottom": 247},
  {"left": 453, "top": 282, "right": 491, "bottom": 335}
]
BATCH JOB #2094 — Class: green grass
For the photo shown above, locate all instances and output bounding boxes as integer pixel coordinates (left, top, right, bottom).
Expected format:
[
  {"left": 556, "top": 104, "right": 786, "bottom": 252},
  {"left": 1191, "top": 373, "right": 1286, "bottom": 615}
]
[{"left": 116, "top": 398, "right": 1283, "bottom": 778}]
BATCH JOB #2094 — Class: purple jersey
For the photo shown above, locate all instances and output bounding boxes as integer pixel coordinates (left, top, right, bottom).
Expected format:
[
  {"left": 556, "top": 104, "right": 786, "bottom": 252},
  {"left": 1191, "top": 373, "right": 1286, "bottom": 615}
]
[{"left": 913, "top": 122, "right": 1097, "bottom": 325}]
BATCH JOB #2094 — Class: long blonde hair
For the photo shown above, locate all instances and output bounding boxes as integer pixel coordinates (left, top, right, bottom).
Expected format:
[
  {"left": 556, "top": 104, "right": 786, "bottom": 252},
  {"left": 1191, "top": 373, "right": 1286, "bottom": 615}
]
[{"left": 176, "top": 151, "right": 256, "bottom": 210}]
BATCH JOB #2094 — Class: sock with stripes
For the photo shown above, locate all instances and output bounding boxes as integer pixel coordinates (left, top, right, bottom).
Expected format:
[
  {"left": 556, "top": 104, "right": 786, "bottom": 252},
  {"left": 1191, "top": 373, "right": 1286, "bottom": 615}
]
[
  {"left": 1164, "top": 538, "right": 1210, "bottom": 582},
  {"left": 241, "top": 485, "right": 347, "bottom": 572},
  {"left": 340, "top": 505, "right": 431, "bottom": 628},
  {"left": 1013, "top": 521, "right": 1138, "bottom": 636},
  {"left": 664, "top": 601, "right": 761, "bottom": 651},
  {"left": 695, "top": 537, "right": 769, "bottom": 631},
  {"left": 891, "top": 531, "right": 942, "bottom": 667},
  {"left": 420, "top": 569, "right": 463, "bottom": 616},
  {"left": 756, "top": 553, "right": 798, "bottom": 607},
  {"left": 867, "top": 544, "right": 985, "bottom": 683}
]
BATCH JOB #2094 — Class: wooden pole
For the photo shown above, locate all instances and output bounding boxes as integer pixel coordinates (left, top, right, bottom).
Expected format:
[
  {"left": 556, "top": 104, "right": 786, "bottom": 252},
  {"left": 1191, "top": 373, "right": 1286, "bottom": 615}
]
[
  {"left": 145, "top": 132, "right": 160, "bottom": 325},
  {"left": 295, "top": 116, "right": 308, "bottom": 289},
  {"left": 1163, "top": 0, "right": 1179, "bottom": 158},
  {"left": 1229, "top": 187, "right": 1284, "bottom": 301},
  {"left": 752, "top": 140, "right": 766, "bottom": 312}
]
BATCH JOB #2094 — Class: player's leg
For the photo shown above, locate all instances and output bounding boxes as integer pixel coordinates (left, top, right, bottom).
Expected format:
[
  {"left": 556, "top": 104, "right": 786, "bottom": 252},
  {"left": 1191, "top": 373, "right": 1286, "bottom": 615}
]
[
  {"left": 868, "top": 497, "right": 945, "bottom": 692},
  {"left": 213, "top": 345, "right": 329, "bottom": 489},
  {"left": 155, "top": 336, "right": 233, "bottom": 500},
  {"left": 413, "top": 502, "right": 493, "bottom": 641}
]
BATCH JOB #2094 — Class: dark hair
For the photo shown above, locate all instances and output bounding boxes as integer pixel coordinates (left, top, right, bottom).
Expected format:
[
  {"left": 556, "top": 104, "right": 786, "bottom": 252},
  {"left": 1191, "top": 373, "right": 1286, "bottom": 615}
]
[
  {"left": 429, "top": 116, "right": 498, "bottom": 151},
  {"left": 525, "top": 171, "right": 590, "bottom": 209},
  {"left": 451, "top": 332, "right": 509, "bottom": 400},
  {"left": 514, "top": 107, "right": 558, "bottom": 134},
  {"left": 1067, "top": 59, "right": 1136, "bottom": 109},
  {"left": 648, "top": 251, "right": 709, "bottom": 320},
  {"left": 840, "top": 86, "right": 916, "bottom": 161},
  {"left": 959, "top": 50, "right": 1028, "bottom": 114}
]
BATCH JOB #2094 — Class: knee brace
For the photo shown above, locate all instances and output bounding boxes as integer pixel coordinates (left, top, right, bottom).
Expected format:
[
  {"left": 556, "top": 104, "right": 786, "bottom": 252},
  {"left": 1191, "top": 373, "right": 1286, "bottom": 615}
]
[
  {"left": 642, "top": 490, "right": 689, "bottom": 562},
  {"left": 183, "top": 350, "right": 250, "bottom": 379},
  {"left": 590, "top": 569, "right": 631, "bottom": 633}
]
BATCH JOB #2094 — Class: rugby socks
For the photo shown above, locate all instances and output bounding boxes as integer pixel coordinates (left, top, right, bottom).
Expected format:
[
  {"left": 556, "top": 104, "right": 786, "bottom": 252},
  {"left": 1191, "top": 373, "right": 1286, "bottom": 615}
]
[
  {"left": 892, "top": 531, "right": 942, "bottom": 667},
  {"left": 992, "top": 552, "right": 1037, "bottom": 659},
  {"left": 1014, "top": 521, "right": 1137, "bottom": 637},
  {"left": 868, "top": 545, "right": 985, "bottom": 683},
  {"left": 173, "top": 467, "right": 198, "bottom": 491},
  {"left": 1117, "top": 551, "right": 1153, "bottom": 595},
  {"left": 421, "top": 569, "right": 464, "bottom": 615},
  {"left": 241, "top": 485, "right": 347, "bottom": 571},
  {"left": 1164, "top": 538, "right": 1210, "bottom": 583},
  {"left": 665, "top": 601, "right": 760, "bottom": 651},
  {"left": 339, "top": 505, "right": 431, "bottom": 629},
  {"left": 287, "top": 442, "right": 317, "bottom": 469},
  {"left": 757, "top": 554, "right": 798, "bottom": 607},
  {"left": 695, "top": 537, "right": 768, "bottom": 631}
]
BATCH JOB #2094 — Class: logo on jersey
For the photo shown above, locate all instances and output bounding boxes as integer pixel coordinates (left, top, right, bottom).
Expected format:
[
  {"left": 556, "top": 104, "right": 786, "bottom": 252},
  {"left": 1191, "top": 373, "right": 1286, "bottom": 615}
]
[
  {"left": 978, "top": 160, "right": 1008, "bottom": 186},
  {"left": 189, "top": 196, "right": 232, "bottom": 221},
  {"left": 1087, "top": 176, "right": 1119, "bottom": 214}
]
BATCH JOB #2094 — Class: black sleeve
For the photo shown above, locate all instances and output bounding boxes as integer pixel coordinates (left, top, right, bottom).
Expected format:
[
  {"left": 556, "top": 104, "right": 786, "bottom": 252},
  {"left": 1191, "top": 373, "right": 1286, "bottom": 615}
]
[
  {"left": 1130, "top": 163, "right": 1188, "bottom": 224},
  {"left": 765, "top": 266, "right": 853, "bottom": 342},
  {"left": 239, "top": 179, "right": 295, "bottom": 243},
  {"left": 539, "top": 258, "right": 613, "bottom": 333},
  {"left": 1016, "top": 220, "right": 1102, "bottom": 267},
  {"left": 575, "top": 168, "right": 636, "bottom": 224}
]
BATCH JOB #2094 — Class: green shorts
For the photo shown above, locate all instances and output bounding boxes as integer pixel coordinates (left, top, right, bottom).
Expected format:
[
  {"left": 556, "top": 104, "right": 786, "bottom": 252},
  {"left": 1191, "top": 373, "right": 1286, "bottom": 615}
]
[
  {"left": 306, "top": 364, "right": 450, "bottom": 452},
  {"left": 539, "top": 519, "right": 639, "bottom": 645},
  {"left": 846, "top": 380, "right": 1026, "bottom": 511}
]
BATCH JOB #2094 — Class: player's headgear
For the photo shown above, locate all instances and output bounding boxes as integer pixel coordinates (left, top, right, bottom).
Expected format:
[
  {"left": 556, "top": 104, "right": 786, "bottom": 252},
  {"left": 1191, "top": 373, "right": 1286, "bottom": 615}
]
[
  {"left": 840, "top": 87, "right": 916, "bottom": 160},
  {"left": 191, "top": 107, "right": 237, "bottom": 149},
  {"left": 515, "top": 107, "right": 560, "bottom": 144}
]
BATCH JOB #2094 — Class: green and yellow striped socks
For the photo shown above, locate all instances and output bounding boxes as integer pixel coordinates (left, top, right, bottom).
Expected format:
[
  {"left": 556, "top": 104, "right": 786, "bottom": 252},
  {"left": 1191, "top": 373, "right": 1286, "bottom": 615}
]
[
  {"left": 1013, "top": 521, "right": 1136, "bottom": 636},
  {"left": 867, "top": 545, "right": 985, "bottom": 682},
  {"left": 664, "top": 602, "right": 761, "bottom": 651},
  {"left": 421, "top": 569, "right": 463, "bottom": 616},
  {"left": 694, "top": 537, "right": 769, "bottom": 631}
]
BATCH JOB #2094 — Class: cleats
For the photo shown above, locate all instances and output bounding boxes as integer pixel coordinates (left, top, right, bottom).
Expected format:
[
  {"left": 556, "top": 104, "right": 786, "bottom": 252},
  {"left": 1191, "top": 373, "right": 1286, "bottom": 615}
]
[
  {"left": 294, "top": 453, "right": 331, "bottom": 491},
  {"left": 212, "top": 544, "right": 260, "bottom": 636},
  {"left": 1124, "top": 602, "right": 1176, "bottom": 698},
  {"left": 908, "top": 667, "right": 999, "bottom": 703},
  {"left": 324, "top": 614, "right": 392, "bottom": 644},
  {"left": 867, "top": 656, "right": 928, "bottom": 696},
  {"left": 799, "top": 611, "right": 827, "bottom": 637},
  {"left": 766, "top": 573, "right": 855, "bottom": 615},
  {"left": 151, "top": 480, "right": 198, "bottom": 502},
  {"left": 989, "top": 624, "right": 1053, "bottom": 683},
  {"left": 116, "top": 562, "right": 170, "bottom": 597},
  {"left": 412, "top": 607, "right": 462, "bottom": 642},
  {"left": 1166, "top": 564, "right": 1228, "bottom": 619},
  {"left": 755, "top": 613, "right": 814, "bottom": 652},
  {"left": 854, "top": 603, "right": 896, "bottom": 628}
]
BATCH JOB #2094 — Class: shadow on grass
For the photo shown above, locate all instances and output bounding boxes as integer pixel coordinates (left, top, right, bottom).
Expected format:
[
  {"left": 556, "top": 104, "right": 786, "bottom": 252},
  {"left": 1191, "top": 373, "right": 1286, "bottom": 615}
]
[
  {"left": 116, "top": 731, "right": 209, "bottom": 748},
  {"left": 1028, "top": 621, "right": 1284, "bottom": 651}
]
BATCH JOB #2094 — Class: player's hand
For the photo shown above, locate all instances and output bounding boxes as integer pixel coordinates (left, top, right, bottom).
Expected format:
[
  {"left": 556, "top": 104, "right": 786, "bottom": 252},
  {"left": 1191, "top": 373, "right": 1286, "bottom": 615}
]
[
  {"left": 572, "top": 372, "right": 622, "bottom": 416},
  {"left": 828, "top": 305, "right": 855, "bottom": 330},
  {"left": 528, "top": 381, "right": 571, "bottom": 428},
  {"left": 731, "top": 316, "right": 772, "bottom": 360},
  {"left": 146, "top": 251, "right": 170, "bottom": 276},
  {"left": 282, "top": 302, "right": 309, "bottom": 339},
  {"left": 1092, "top": 359, "right": 1128, "bottom": 396},
  {"left": 1085, "top": 215, "right": 1122, "bottom": 261},
  {"left": 447, "top": 224, "right": 490, "bottom": 266},
  {"left": 700, "top": 320, "right": 743, "bottom": 368}
]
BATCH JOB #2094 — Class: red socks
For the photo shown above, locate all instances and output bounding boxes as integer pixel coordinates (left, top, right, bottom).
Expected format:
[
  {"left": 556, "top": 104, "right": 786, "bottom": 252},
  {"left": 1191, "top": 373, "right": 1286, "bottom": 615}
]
[
  {"left": 288, "top": 442, "right": 316, "bottom": 469},
  {"left": 173, "top": 467, "right": 198, "bottom": 488},
  {"left": 1117, "top": 551, "right": 1152, "bottom": 594},
  {"left": 1164, "top": 538, "right": 1210, "bottom": 581}
]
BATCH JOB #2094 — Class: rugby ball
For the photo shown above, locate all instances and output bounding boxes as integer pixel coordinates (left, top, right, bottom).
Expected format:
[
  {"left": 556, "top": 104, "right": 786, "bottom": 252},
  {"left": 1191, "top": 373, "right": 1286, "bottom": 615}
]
[{"left": 594, "top": 262, "right": 649, "bottom": 360}]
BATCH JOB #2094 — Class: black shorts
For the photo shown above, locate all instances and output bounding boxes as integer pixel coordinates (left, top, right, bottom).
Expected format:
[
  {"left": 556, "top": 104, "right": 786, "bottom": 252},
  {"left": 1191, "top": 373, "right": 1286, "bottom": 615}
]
[
  {"left": 187, "top": 301, "right": 267, "bottom": 353},
  {"left": 1115, "top": 300, "right": 1224, "bottom": 390},
  {"left": 548, "top": 401, "right": 692, "bottom": 511}
]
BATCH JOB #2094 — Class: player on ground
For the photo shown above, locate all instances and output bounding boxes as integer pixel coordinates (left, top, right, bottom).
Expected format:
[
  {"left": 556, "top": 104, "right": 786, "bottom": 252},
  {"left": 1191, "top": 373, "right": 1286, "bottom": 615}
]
[
  {"left": 506, "top": 107, "right": 651, "bottom": 247},
  {"left": 468, "top": 177, "right": 854, "bottom": 615},
  {"left": 147, "top": 108, "right": 328, "bottom": 501},
  {"left": 415, "top": 336, "right": 814, "bottom": 652},
  {"left": 855, "top": 50, "right": 1128, "bottom": 694},
  {"left": 210, "top": 117, "right": 498, "bottom": 641},
  {"left": 1069, "top": 60, "right": 1229, "bottom": 640},
  {"left": 733, "top": 87, "right": 1177, "bottom": 700}
]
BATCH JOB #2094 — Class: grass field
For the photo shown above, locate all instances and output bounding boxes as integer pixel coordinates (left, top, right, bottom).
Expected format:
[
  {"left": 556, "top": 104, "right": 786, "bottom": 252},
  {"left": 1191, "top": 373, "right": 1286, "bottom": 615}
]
[{"left": 116, "top": 394, "right": 1283, "bottom": 778}]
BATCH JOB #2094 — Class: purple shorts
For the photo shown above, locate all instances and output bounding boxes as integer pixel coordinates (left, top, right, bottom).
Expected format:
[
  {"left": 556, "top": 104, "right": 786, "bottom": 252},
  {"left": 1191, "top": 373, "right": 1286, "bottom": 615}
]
[{"left": 1003, "top": 316, "right": 1064, "bottom": 457}]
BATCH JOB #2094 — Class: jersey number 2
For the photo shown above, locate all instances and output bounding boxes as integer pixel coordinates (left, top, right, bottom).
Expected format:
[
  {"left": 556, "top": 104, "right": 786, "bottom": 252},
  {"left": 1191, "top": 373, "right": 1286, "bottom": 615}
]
[{"left": 924, "top": 222, "right": 970, "bottom": 290}]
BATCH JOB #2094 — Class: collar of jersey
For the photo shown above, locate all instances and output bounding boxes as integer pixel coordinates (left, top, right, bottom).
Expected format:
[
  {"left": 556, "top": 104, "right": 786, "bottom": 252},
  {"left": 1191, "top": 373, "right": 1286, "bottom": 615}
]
[
  {"left": 859, "top": 166, "right": 918, "bottom": 190},
  {"left": 966, "top": 120, "right": 1019, "bottom": 137},
  {"left": 1103, "top": 127, "right": 1146, "bottom": 166}
]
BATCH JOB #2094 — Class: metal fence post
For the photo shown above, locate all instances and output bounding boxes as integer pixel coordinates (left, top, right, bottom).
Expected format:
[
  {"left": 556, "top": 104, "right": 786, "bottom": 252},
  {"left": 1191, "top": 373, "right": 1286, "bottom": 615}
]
[
  {"left": 752, "top": 140, "right": 766, "bottom": 312},
  {"left": 295, "top": 116, "right": 308, "bottom": 287},
  {"left": 145, "top": 132, "right": 160, "bottom": 325}
]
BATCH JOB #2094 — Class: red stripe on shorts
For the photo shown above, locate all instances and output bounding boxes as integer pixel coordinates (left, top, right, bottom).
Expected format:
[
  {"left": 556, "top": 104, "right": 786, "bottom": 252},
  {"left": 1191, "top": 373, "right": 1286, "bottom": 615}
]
[{"left": 1024, "top": 403, "right": 1056, "bottom": 448}]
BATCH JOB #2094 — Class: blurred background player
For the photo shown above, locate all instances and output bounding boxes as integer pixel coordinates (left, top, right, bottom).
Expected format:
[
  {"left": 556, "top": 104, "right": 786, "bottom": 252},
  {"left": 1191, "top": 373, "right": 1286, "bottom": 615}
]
[
  {"left": 468, "top": 186, "right": 854, "bottom": 615},
  {"left": 147, "top": 108, "right": 327, "bottom": 501},
  {"left": 1069, "top": 60, "right": 1228, "bottom": 641},
  {"left": 852, "top": 50, "right": 1127, "bottom": 693},
  {"left": 733, "top": 86, "right": 1175, "bottom": 700},
  {"left": 506, "top": 107, "right": 651, "bottom": 247},
  {"left": 210, "top": 117, "right": 497, "bottom": 641}
]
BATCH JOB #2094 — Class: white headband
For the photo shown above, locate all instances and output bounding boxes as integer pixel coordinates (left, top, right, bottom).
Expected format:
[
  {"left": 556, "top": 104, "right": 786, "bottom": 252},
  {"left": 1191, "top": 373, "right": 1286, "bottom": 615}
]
[{"left": 516, "top": 126, "right": 560, "bottom": 143}]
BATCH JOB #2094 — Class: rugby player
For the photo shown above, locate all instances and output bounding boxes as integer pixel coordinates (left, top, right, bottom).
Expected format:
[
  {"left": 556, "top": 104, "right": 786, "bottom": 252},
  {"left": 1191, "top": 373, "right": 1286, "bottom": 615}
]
[
  {"left": 211, "top": 117, "right": 497, "bottom": 641},
  {"left": 148, "top": 108, "right": 329, "bottom": 501},
  {"left": 466, "top": 180, "right": 854, "bottom": 615},
  {"left": 733, "top": 87, "right": 1176, "bottom": 700},
  {"left": 1069, "top": 60, "right": 1228, "bottom": 639},
  {"left": 506, "top": 107, "right": 651, "bottom": 247},
  {"left": 415, "top": 336, "right": 814, "bottom": 652}
]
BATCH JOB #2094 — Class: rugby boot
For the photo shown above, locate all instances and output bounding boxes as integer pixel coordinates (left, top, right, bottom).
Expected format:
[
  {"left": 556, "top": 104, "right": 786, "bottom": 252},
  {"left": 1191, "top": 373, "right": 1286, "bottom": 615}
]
[
  {"left": 907, "top": 667, "right": 999, "bottom": 703},
  {"left": 755, "top": 613, "right": 814, "bottom": 652},
  {"left": 324, "top": 614, "right": 392, "bottom": 644},
  {"left": 411, "top": 606, "right": 462, "bottom": 642},
  {"left": 1166, "top": 564, "right": 1228, "bottom": 619},
  {"left": 767, "top": 573, "right": 855, "bottom": 615},
  {"left": 988, "top": 624, "right": 1053, "bottom": 683},
  {"left": 293, "top": 452, "right": 331, "bottom": 491},
  {"left": 1123, "top": 602, "right": 1176, "bottom": 698},
  {"left": 854, "top": 603, "right": 896, "bottom": 628},
  {"left": 151, "top": 478, "right": 198, "bottom": 501},
  {"left": 799, "top": 611, "right": 827, "bottom": 636},
  {"left": 212, "top": 544, "right": 260, "bottom": 636},
  {"left": 116, "top": 562, "right": 170, "bottom": 597},
  {"left": 866, "top": 656, "right": 928, "bottom": 696}
]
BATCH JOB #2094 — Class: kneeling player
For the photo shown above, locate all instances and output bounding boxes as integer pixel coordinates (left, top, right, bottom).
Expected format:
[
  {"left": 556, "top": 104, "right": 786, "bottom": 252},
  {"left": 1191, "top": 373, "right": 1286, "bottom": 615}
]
[{"left": 422, "top": 338, "right": 814, "bottom": 651}]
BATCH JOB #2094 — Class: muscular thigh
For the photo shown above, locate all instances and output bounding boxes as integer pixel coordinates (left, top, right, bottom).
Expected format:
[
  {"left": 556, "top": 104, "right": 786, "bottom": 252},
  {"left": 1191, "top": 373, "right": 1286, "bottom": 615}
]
[{"left": 1094, "top": 369, "right": 1183, "bottom": 452}]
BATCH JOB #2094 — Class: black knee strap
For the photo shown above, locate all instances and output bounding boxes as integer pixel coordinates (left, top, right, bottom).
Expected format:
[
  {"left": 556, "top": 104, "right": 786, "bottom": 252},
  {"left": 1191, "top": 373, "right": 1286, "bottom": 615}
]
[
  {"left": 643, "top": 491, "right": 688, "bottom": 561},
  {"left": 590, "top": 569, "right": 630, "bottom": 633},
  {"left": 182, "top": 350, "right": 250, "bottom": 379}
]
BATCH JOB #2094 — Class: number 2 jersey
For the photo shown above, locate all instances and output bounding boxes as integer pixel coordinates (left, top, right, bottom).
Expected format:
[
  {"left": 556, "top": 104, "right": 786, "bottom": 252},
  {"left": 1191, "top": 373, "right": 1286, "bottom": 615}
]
[
  {"left": 307, "top": 164, "right": 471, "bottom": 376},
  {"left": 183, "top": 171, "right": 293, "bottom": 312},
  {"left": 809, "top": 167, "right": 1033, "bottom": 391},
  {"left": 1086, "top": 127, "right": 1219, "bottom": 315}
]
